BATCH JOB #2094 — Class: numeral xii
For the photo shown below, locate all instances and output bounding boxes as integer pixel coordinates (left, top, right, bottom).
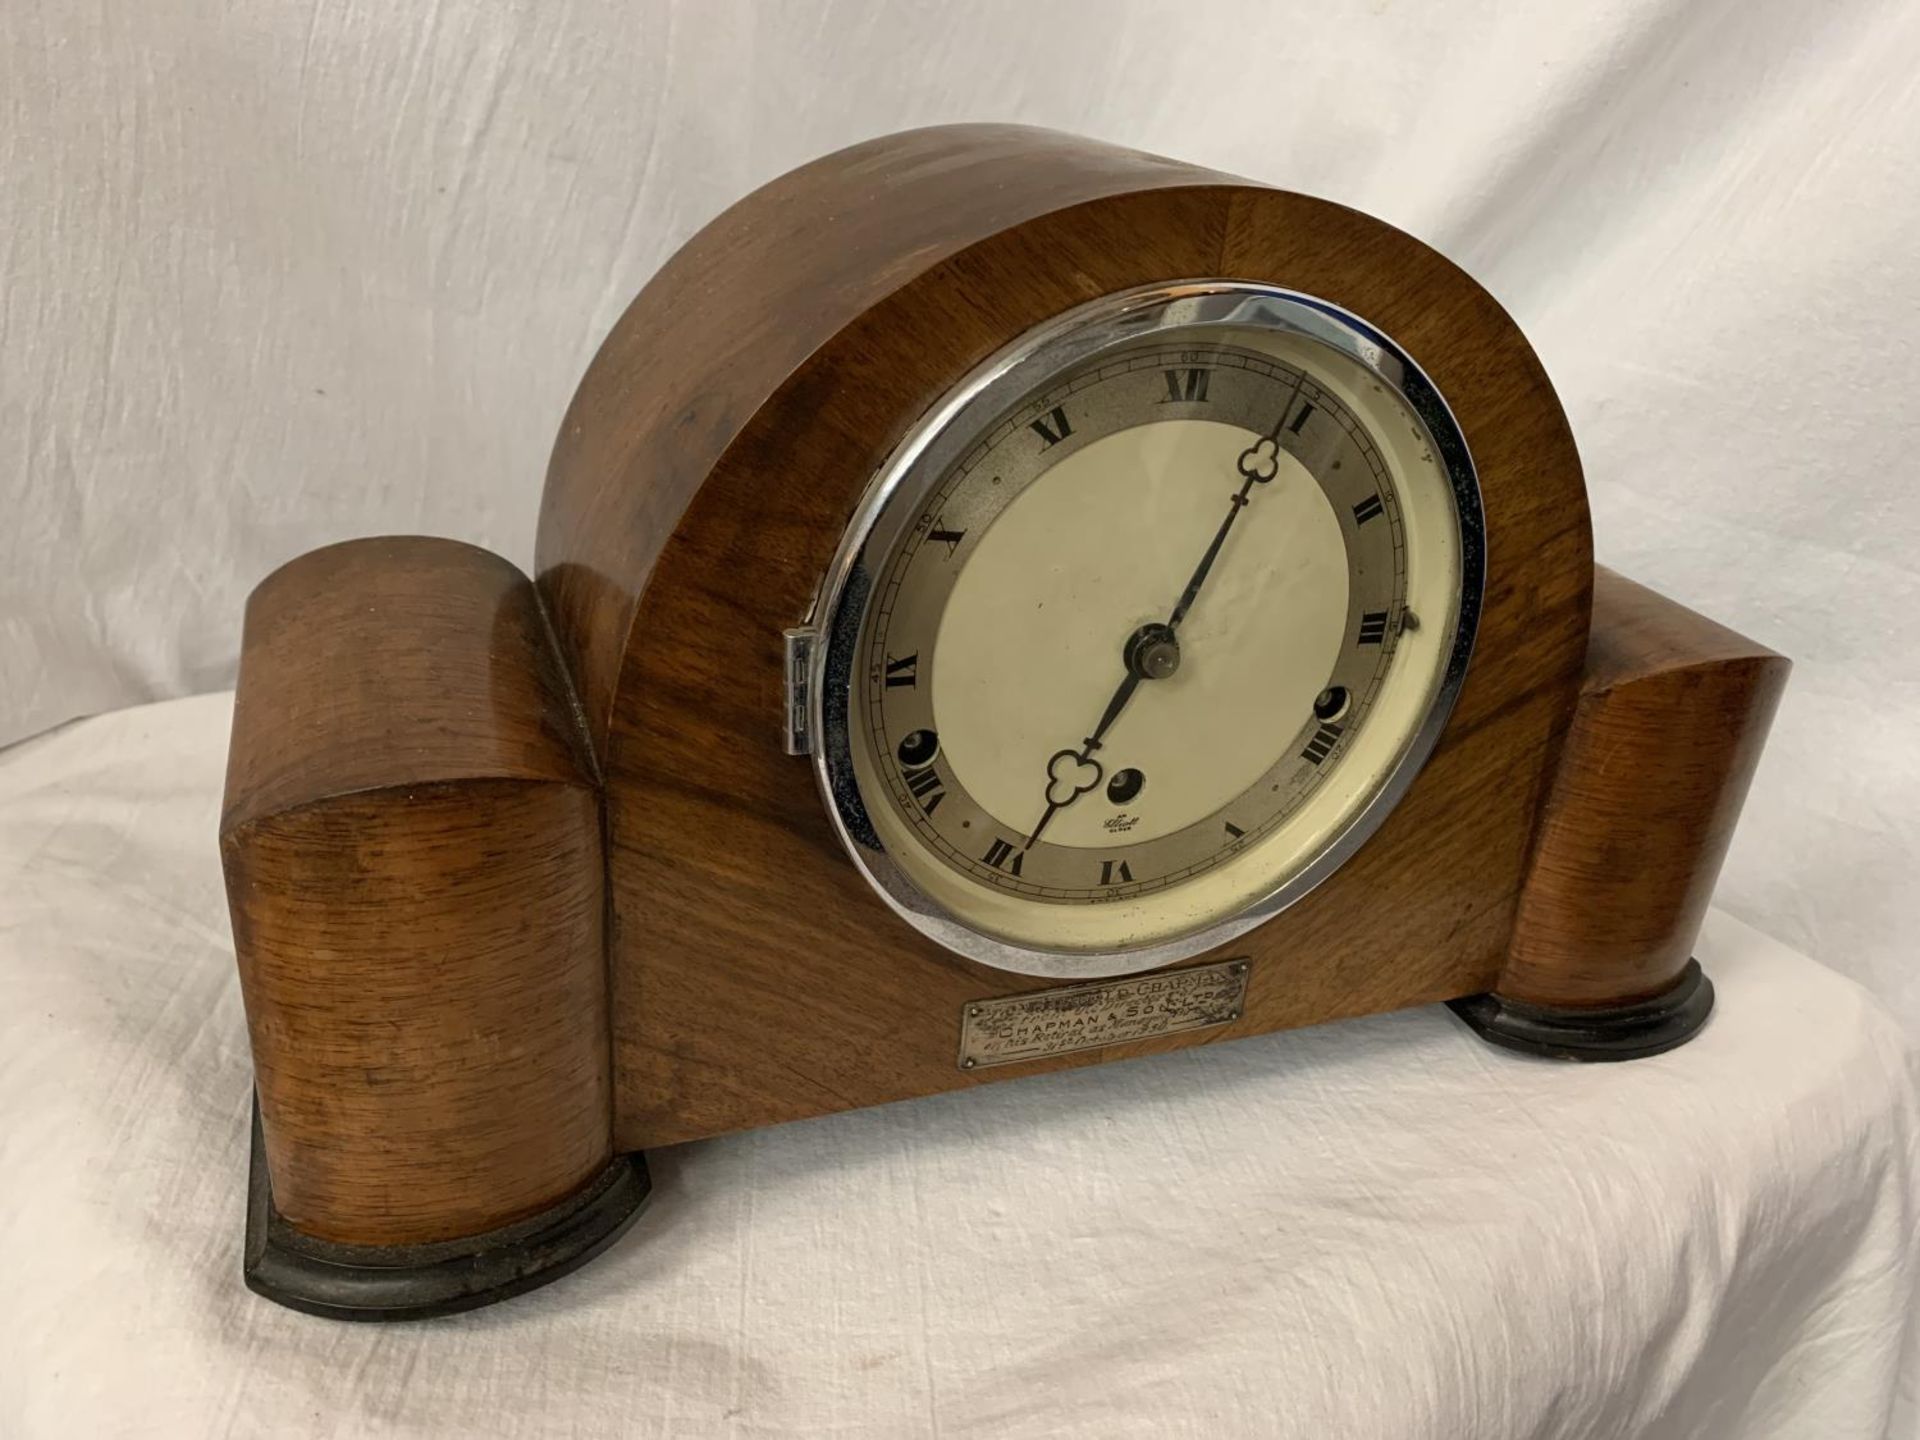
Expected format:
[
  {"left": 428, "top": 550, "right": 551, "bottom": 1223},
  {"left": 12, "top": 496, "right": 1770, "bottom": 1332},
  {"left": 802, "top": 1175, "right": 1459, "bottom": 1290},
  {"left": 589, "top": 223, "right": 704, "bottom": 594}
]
[{"left": 1162, "top": 367, "right": 1210, "bottom": 403}]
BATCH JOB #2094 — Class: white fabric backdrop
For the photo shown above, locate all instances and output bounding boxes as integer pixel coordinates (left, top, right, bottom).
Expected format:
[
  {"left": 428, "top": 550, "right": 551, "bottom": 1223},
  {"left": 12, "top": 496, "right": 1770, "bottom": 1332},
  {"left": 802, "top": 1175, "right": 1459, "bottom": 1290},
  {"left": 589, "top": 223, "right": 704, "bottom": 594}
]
[{"left": 4, "top": 0, "right": 1917, "bottom": 1036}]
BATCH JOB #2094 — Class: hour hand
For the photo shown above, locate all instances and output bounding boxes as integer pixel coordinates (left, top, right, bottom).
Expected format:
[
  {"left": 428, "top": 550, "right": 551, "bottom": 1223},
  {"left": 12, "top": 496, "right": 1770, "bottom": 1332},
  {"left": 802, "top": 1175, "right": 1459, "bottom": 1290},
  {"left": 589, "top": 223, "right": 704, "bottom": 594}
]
[{"left": 1026, "top": 747, "right": 1103, "bottom": 848}]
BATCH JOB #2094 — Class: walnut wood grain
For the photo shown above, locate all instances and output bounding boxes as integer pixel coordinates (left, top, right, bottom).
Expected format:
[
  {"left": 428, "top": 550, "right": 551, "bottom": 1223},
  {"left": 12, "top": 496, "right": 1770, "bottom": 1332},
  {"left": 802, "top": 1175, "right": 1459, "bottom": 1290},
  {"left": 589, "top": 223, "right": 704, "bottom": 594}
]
[
  {"left": 529, "top": 125, "right": 1595, "bottom": 1149},
  {"left": 535, "top": 124, "right": 1244, "bottom": 758},
  {"left": 1497, "top": 566, "right": 1790, "bottom": 1007},
  {"left": 221, "top": 537, "right": 612, "bottom": 1246}
]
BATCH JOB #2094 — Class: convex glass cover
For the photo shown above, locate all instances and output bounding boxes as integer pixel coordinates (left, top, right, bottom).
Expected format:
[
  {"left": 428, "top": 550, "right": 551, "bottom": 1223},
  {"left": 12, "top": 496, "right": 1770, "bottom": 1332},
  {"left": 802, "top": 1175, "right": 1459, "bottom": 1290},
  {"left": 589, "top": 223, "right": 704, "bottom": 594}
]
[{"left": 808, "top": 284, "right": 1484, "bottom": 977}]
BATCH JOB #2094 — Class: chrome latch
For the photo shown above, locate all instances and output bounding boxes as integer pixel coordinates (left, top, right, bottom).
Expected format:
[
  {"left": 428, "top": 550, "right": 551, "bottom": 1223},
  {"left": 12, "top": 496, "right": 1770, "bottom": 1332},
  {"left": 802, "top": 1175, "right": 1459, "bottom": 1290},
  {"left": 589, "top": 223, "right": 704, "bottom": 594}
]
[{"left": 783, "top": 627, "right": 815, "bottom": 755}]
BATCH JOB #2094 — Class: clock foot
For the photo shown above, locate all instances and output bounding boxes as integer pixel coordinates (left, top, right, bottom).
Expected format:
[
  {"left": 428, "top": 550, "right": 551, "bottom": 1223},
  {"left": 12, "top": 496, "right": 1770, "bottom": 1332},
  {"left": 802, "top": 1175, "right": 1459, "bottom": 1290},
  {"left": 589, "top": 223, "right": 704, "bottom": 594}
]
[
  {"left": 242, "top": 1100, "right": 651, "bottom": 1322},
  {"left": 1447, "top": 958, "right": 1714, "bottom": 1062}
]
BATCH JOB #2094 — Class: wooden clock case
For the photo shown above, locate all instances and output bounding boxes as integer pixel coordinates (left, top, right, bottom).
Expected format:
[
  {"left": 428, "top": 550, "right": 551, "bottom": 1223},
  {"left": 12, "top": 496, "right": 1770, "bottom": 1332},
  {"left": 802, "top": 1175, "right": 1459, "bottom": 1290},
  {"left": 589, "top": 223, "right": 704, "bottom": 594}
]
[{"left": 219, "top": 125, "right": 1788, "bottom": 1319}]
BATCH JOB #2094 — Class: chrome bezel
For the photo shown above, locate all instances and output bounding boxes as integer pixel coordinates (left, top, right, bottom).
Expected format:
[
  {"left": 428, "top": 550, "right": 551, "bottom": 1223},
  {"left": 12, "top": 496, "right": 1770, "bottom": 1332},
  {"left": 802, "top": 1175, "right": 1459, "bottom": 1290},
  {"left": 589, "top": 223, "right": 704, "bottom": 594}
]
[{"left": 805, "top": 281, "right": 1486, "bottom": 979}]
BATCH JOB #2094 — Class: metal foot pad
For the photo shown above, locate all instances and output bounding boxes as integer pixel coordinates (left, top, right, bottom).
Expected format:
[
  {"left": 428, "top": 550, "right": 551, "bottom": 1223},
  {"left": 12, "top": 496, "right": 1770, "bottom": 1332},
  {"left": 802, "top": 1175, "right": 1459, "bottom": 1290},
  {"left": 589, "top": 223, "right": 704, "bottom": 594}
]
[
  {"left": 243, "top": 1098, "right": 650, "bottom": 1321},
  {"left": 1447, "top": 959, "right": 1714, "bottom": 1062}
]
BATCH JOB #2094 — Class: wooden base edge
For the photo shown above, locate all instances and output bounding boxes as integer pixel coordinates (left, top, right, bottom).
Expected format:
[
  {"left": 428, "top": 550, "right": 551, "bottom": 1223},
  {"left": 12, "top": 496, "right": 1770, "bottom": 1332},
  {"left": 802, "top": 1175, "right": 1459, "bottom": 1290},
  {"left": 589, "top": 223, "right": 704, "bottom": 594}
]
[
  {"left": 1448, "top": 957, "right": 1713, "bottom": 1062},
  {"left": 242, "top": 1097, "right": 650, "bottom": 1322}
]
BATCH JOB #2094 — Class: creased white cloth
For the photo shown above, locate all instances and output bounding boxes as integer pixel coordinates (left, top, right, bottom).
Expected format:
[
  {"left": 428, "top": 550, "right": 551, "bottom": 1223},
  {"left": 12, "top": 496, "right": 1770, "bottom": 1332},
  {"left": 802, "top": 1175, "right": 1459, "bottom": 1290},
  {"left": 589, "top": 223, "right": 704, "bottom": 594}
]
[{"left": 1, "top": 692, "right": 1914, "bottom": 1438}]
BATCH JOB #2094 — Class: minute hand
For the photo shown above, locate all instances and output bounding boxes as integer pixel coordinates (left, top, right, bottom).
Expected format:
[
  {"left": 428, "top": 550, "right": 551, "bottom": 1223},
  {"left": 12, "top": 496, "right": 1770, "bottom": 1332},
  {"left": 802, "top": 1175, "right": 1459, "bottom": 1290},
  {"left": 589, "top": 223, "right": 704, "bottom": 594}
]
[{"left": 1167, "top": 432, "right": 1278, "bottom": 630}]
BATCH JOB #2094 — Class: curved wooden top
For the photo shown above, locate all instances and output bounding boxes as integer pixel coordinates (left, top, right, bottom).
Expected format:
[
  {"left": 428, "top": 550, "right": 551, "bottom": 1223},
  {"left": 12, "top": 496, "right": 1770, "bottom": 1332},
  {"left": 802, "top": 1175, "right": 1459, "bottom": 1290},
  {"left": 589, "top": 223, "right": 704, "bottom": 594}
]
[
  {"left": 1585, "top": 566, "right": 1786, "bottom": 692},
  {"left": 533, "top": 124, "right": 1249, "bottom": 754},
  {"left": 222, "top": 536, "right": 595, "bottom": 835},
  {"left": 535, "top": 125, "right": 1592, "bottom": 776}
]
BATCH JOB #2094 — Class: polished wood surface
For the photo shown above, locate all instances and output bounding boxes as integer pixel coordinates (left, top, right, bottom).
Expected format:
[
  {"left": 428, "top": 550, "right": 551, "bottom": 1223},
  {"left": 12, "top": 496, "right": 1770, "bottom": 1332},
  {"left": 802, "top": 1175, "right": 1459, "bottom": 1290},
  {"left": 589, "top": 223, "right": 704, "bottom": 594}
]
[
  {"left": 223, "top": 538, "right": 598, "bottom": 831},
  {"left": 224, "top": 123, "right": 1797, "bottom": 1259},
  {"left": 221, "top": 538, "right": 612, "bottom": 1245},
  {"left": 530, "top": 125, "right": 1595, "bottom": 1149},
  {"left": 535, "top": 124, "right": 1243, "bottom": 757},
  {"left": 1499, "top": 567, "right": 1790, "bottom": 1007},
  {"left": 217, "top": 127, "right": 1797, "bottom": 1265}
]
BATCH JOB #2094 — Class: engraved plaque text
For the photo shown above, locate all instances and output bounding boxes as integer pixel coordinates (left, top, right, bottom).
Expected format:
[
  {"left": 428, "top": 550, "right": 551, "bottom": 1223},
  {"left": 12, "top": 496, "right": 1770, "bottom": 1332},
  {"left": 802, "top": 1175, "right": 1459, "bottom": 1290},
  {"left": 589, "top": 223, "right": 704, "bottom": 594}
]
[{"left": 958, "top": 958, "right": 1250, "bottom": 1069}]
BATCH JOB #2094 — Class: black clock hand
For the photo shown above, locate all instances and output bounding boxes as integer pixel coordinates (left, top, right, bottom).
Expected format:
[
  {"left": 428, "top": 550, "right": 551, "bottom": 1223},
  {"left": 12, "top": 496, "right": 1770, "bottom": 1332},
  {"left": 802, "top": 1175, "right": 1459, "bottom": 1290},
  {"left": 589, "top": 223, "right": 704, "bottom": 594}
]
[
  {"left": 1023, "top": 669, "right": 1142, "bottom": 848},
  {"left": 1166, "top": 433, "right": 1281, "bottom": 631},
  {"left": 1086, "top": 668, "right": 1144, "bottom": 753},
  {"left": 1022, "top": 433, "right": 1281, "bottom": 852},
  {"left": 1164, "top": 481, "right": 1253, "bottom": 631},
  {"left": 1024, "top": 793, "right": 1068, "bottom": 852}
]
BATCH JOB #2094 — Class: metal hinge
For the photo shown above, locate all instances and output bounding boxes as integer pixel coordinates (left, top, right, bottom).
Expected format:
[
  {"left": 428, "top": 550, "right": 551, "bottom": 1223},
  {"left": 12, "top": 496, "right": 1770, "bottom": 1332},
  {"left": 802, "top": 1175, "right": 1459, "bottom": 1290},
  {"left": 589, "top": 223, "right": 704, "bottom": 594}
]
[{"left": 783, "top": 627, "right": 815, "bottom": 755}]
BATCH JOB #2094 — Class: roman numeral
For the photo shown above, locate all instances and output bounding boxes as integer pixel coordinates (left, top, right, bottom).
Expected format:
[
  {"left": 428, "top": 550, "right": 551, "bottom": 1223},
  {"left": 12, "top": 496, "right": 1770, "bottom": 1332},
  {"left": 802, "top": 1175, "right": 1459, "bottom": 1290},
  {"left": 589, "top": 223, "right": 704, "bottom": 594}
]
[
  {"left": 1357, "top": 611, "right": 1389, "bottom": 645},
  {"left": 1223, "top": 821, "right": 1245, "bottom": 839},
  {"left": 1352, "top": 494, "right": 1384, "bottom": 525},
  {"left": 884, "top": 652, "right": 918, "bottom": 688},
  {"left": 1099, "top": 859, "right": 1134, "bottom": 886},
  {"left": 982, "top": 838, "right": 1024, "bottom": 876},
  {"left": 1287, "top": 402, "right": 1315, "bottom": 435},
  {"left": 903, "top": 765, "right": 945, "bottom": 815},
  {"left": 1301, "top": 722, "right": 1344, "bottom": 765},
  {"left": 1162, "top": 367, "right": 1211, "bottom": 403},
  {"left": 926, "top": 523, "right": 966, "bottom": 557},
  {"left": 1029, "top": 406, "right": 1073, "bottom": 447}
]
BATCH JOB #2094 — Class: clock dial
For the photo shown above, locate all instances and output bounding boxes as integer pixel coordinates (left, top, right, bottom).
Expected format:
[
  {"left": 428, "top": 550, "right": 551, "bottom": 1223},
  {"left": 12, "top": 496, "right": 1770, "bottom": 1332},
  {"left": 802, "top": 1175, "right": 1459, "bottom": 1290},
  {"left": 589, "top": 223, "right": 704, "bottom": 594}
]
[{"left": 820, "top": 287, "right": 1479, "bottom": 974}]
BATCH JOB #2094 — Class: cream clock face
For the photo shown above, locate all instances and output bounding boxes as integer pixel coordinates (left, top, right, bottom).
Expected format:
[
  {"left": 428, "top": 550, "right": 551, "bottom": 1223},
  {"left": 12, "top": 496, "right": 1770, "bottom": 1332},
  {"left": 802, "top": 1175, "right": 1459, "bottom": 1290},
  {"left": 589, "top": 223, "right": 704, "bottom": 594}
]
[{"left": 810, "top": 285, "right": 1482, "bottom": 978}]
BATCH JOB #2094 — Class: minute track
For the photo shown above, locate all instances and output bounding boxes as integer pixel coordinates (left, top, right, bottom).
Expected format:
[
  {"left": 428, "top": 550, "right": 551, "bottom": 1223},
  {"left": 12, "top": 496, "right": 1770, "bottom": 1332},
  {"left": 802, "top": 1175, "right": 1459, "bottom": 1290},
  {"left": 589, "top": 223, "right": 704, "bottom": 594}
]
[{"left": 864, "top": 340, "right": 1411, "bottom": 906}]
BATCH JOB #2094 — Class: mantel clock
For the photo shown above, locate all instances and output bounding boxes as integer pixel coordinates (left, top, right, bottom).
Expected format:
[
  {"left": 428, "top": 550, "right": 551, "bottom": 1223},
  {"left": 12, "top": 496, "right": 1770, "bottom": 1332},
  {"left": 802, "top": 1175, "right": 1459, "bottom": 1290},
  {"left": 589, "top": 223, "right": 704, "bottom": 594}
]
[{"left": 219, "top": 126, "right": 1788, "bottom": 1319}]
